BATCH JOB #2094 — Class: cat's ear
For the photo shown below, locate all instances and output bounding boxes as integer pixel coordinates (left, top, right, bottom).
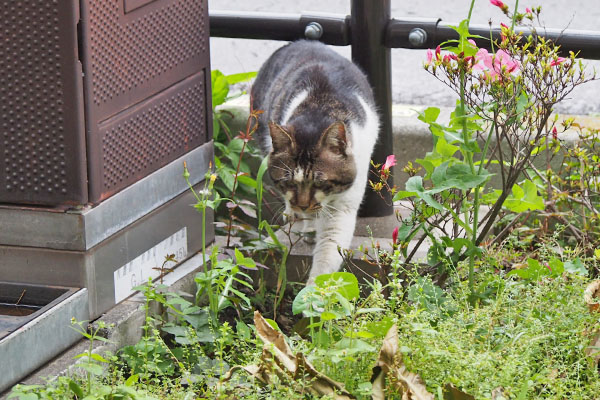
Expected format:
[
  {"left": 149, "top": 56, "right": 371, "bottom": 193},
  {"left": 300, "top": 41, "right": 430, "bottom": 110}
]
[
  {"left": 319, "top": 121, "right": 348, "bottom": 156},
  {"left": 268, "top": 122, "right": 295, "bottom": 153}
]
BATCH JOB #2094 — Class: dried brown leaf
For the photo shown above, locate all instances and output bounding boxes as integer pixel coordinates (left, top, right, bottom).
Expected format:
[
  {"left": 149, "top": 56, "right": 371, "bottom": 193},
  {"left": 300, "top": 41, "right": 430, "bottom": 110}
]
[
  {"left": 252, "top": 311, "right": 354, "bottom": 399},
  {"left": 584, "top": 280, "right": 600, "bottom": 312},
  {"left": 585, "top": 330, "right": 600, "bottom": 364},
  {"left": 443, "top": 383, "right": 475, "bottom": 400},
  {"left": 371, "top": 324, "right": 434, "bottom": 400},
  {"left": 295, "top": 352, "right": 354, "bottom": 399}
]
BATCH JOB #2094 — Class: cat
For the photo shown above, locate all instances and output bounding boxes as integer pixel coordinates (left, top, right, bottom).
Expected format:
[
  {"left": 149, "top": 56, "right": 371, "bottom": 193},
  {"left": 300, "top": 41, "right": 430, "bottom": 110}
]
[{"left": 251, "top": 40, "right": 380, "bottom": 283}]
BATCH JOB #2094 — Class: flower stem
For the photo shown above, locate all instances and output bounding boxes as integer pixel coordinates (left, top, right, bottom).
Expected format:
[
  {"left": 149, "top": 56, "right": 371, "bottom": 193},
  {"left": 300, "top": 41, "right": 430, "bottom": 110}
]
[
  {"left": 467, "top": 0, "right": 476, "bottom": 24},
  {"left": 462, "top": 0, "right": 477, "bottom": 296},
  {"left": 511, "top": 0, "right": 520, "bottom": 29}
]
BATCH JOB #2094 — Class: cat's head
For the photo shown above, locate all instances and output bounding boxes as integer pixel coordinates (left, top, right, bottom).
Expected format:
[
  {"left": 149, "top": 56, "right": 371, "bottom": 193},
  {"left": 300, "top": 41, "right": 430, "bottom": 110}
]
[{"left": 267, "top": 120, "right": 356, "bottom": 214}]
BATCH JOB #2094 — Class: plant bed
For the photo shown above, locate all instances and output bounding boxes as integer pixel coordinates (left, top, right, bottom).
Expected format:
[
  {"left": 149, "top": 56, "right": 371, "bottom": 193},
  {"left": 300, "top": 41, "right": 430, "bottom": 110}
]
[{"left": 9, "top": 1, "right": 600, "bottom": 398}]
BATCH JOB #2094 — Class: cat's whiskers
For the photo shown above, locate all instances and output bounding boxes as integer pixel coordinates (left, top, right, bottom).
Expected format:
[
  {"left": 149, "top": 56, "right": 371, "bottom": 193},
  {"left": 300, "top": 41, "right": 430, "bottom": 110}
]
[
  {"left": 318, "top": 205, "right": 334, "bottom": 219},
  {"left": 323, "top": 202, "right": 340, "bottom": 213},
  {"left": 271, "top": 164, "right": 292, "bottom": 173},
  {"left": 268, "top": 204, "right": 288, "bottom": 225}
]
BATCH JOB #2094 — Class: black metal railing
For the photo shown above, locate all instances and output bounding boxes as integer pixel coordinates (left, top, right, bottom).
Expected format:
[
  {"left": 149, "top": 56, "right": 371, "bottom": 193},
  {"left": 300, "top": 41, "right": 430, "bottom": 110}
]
[{"left": 210, "top": 0, "right": 600, "bottom": 217}]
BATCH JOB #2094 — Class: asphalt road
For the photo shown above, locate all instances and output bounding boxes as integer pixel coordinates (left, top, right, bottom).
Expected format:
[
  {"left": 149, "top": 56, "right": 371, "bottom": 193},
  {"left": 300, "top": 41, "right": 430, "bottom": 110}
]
[{"left": 209, "top": 0, "right": 600, "bottom": 115}]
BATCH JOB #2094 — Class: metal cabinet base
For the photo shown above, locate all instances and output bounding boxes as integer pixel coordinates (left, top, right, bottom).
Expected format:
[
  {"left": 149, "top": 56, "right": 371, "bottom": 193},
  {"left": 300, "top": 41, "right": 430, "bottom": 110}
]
[{"left": 0, "top": 142, "right": 214, "bottom": 318}]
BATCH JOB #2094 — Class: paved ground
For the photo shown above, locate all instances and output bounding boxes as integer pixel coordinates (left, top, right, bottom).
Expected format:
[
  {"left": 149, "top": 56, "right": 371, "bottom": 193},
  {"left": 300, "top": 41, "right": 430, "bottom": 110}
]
[{"left": 209, "top": 0, "right": 600, "bottom": 115}]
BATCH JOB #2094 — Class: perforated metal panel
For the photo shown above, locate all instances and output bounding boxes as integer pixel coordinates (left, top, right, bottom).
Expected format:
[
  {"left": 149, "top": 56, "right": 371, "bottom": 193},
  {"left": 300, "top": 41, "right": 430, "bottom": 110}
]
[
  {"left": 81, "top": 0, "right": 211, "bottom": 203},
  {"left": 100, "top": 74, "right": 207, "bottom": 191},
  {"left": 0, "top": 0, "right": 211, "bottom": 206},
  {"left": 0, "top": 0, "right": 86, "bottom": 205}
]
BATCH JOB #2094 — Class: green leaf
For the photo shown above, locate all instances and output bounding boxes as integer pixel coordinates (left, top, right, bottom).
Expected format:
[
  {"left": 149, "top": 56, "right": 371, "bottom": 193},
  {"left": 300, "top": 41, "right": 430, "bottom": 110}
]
[
  {"left": 162, "top": 325, "right": 189, "bottom": 337},
  {"left": 237, "top": 174, "right": 257, "bottom": 190},
  {"left": 315, "top": 272, "right": 359, "bottom": 301},
  {"left": 564, "top": 258, "right": 588, "bottom": 276},
  {"left": 333, "top": 291, "right": 354, "bottom": 315},
  {"left": 124, "top": 374, "right": 139, "bottom": 387},
  {"left": 548, "top": 257, "right": 564, "bottom": 276},
  {"left": 89, "top": 353, "right": 109, "bottom": 363},
  {"left": 80, "top": 363, "right": 104, "bottom": 375},
  {"left": 235, "top": 248, "right": 257, "bottom": 269},
  {"left": 259, "top": 220, "right": 286, "bottom": 250},
  {"left": 292, "top": 285, "right": 323, "bottom": 316},
  {"left": 508, "top": 258, "right": 551, "bottom": 280},
  {"left": 366, "top": 316, "right": 394, "bottom": 338},
  {"left": 333, "top": 338, "right": 376, "bottom": 353},
  {"left": 435, "top": 137, "right": 460, "bottom": 157},
  {"left": 225, "top": 71, "right": 257, "bottom": 85},
  {"left": 320, "top": 311, "right": 340, "bottom": 321},
  {"left": 516, "top": 90, "right": 530, "bottom": 116},
  {"left": 503, "top": 180, "right": 545, "bottom": 212},
  {"left": 264, "top": 318, "right": 280, "bottom": 331},
  {"left": 347, "top": 330, "right": 375, "bottom": 339},
  {"left": 257, "top": 155, "right": 269, "bottom": 187},
  {"left": 417, "top": 107, "right": 441, "bottom": 124},
  {"left": 68, "top": 380, "right": 84, "bottom": 398},
  {"left": 393, "top": 190, "right": 417, "bottom": 202},
  {"left": 211, "top": 70, "right": 229, "bottom": 108},
  {"left": 405, "top": 176, "right": 444, "bottom": 211},
  {"left": 481, "top": 190, "right": 501, "bottom": 205},
  {"left": 236, "top": 320, "right": 251, "bottom": 340},
  {"left": 415, "top": 157, "right": 437, "bottom": 177}
]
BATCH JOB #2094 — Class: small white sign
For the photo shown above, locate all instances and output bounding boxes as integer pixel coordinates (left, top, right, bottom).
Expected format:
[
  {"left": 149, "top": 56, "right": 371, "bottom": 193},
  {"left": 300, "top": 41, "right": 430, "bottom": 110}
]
[{"left": 113, "top": 227, "right": 188, "bottom": 303}]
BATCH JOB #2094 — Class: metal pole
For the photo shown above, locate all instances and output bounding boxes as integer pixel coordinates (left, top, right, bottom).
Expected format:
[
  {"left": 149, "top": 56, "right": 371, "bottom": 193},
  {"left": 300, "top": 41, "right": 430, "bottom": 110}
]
[
  {"left": 385, "top": 18, "right": 600, "bottom": 59},
  {"left": 351, "top": 0, "right": 394, "bottom": 217},
  {"left": 209, "top": 11, "right": 351, "bottom": 46}
]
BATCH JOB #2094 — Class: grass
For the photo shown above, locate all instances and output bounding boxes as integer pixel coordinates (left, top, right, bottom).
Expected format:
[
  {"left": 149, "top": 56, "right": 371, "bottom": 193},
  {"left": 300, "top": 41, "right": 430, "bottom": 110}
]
[{"left": 398, "top": 271, "right": 600, "bottom": 399}]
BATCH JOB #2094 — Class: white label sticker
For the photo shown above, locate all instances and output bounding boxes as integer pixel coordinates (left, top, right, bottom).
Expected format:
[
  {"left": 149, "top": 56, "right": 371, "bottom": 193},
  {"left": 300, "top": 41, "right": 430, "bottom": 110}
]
[{"left": 113, "top": 227, "right": 188, "bottom": 303}]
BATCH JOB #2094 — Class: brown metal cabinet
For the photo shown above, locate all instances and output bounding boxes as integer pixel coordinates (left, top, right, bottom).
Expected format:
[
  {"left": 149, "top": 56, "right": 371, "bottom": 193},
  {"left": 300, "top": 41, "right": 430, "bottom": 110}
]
[
  {"left": 0, "top": 0, "right": 214, "bottom": 318},
  {"left": 1, "top": 0, "right": 212, "bottom": 206}
]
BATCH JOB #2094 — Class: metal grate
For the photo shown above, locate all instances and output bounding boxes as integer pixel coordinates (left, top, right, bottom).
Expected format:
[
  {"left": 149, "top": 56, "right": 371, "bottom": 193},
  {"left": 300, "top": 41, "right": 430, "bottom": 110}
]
[
  {"left": 82, "top": 0, "right": 211, "bottom": 203},
  {"left": 0, "top": 0, "right": 86, "bottom": 205},
  {"left": 87, "top": 0, "right": 207, "bottom": 114},
  {"left": 101, "top": 73, "right": 206, "bottom": 190}
]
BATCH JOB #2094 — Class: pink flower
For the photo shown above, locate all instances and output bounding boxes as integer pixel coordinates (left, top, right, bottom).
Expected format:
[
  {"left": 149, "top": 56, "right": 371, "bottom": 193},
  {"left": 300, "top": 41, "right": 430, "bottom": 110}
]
[
  {"left": 468, "top": 39, "right": 477, "bottom": 47},
  {"left": 382, "top": 155, "right": 397, "bottom": 171},
  {"left": 490, "top": 0, "right": 505, "bottom": 7},
  {"left": 435, "top": 45, "right": 441, "bottom": 59},
  {"left": 392, "top": 226, "right": 399, "bottom": 245},
  {"left": 552, "top": 126, "right": 558, "bottom": 140},
  {"left": 549, "top": 57, "right": 566, "bottom": 66},
  {"left": 473, "top": 48, "right": 520, "bottom": 80},
  {"left": 525, "top": 7, "right": 532, "bottom": 13},
  {"left": 500, "top": 22, "right": 509, "bottom": 29},
  {"left": 426, "top": 48, "right": 433, "bottom": 65}
]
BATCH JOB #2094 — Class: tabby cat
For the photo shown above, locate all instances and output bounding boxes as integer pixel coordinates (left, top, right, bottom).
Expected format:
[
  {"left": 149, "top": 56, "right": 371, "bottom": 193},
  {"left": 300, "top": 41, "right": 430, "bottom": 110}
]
[{"left": 251, "top": 40, "right": 380, "bottom": 283}]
